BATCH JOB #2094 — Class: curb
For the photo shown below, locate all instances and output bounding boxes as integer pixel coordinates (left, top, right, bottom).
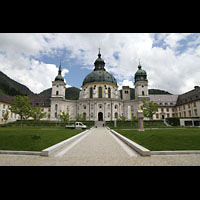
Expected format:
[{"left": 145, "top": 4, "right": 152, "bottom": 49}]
[
  {"left": 109, "top": 129, "right": 151, "bottom": 156},
  {"left": 0, "top": 150, "right": 41, "bottom": 156},
  {"left": 151, "top": 150, "right": 200, "bottom": 155},
  {"left": 41, "top": 129, "right": 90, "bottom": 156}
]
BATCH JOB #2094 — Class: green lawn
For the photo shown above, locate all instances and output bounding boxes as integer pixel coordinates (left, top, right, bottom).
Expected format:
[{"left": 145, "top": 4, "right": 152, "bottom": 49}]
[
  {"left": 0, "top": 126, "right": 83, "bottom": 151},
  {"left": 117, "top": 128, "right": 200, "bottom": 151}
]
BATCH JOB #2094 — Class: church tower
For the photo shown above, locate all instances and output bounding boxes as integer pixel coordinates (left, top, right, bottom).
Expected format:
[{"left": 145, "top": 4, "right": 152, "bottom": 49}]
[
  {"left": 134, "top": 62, "right": 149, "bottom": 100},
  {"left": 51, "top": 62, "right": 66, "bottom": 99}
]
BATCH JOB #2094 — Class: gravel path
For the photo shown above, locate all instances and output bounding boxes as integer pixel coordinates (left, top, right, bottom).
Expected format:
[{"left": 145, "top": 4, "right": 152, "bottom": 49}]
[{"left": 1, "top": 127, "right": 200, "bottom": 166}]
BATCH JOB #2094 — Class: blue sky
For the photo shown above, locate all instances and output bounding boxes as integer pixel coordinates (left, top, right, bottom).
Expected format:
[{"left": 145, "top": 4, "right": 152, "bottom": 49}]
[{"left": 0, "top": 33, "right": 200, "bottom": 94}]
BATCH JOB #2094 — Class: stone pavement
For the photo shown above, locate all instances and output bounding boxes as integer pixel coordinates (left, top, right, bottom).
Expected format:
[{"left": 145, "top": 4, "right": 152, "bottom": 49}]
[{"left": 1, "top": 127, "right": 200, "bottom": 166}]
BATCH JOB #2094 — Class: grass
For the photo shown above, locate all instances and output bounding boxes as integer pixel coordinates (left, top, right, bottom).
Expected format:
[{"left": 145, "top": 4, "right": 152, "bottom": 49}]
[
  {"left": 117, "top": 127, "right": 200, "bottom": 151},
  {"left": 0, "top": 126, "right": 83, "bottom": 151}
]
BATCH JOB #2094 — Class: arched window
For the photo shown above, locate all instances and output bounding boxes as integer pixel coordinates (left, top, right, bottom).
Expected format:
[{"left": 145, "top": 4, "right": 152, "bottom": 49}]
[
  {"left": 98, "top": 87, "right": 102, "bottom": 98},
  {"left": 115, "top": 112, "right": 118, "bottom": 119},
  {"left": 55, "top": 104, "right": 58, "bottom": 111},
  {"left": 142, "top": 91, "right": 145, "bottom": 96},
  {"left": 56, "top": 91, "right": 59, "bottom": 95},
  {"left": 108, "top": 87, "right": 111, "bottom": 98},
  {"left": 90, "top": 87, "right": 93, "bottom": 98}
]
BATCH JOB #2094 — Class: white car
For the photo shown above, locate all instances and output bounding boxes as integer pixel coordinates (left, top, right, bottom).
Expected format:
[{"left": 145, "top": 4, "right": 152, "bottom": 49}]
[{"left": 65, "top": 122, "right": 87, "bottom": 129}]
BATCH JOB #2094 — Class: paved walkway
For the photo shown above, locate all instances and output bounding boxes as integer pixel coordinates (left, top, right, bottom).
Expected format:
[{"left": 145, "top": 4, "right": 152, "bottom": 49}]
[{"left": 1, "top": 127, "right": 200, "bottom": 166}]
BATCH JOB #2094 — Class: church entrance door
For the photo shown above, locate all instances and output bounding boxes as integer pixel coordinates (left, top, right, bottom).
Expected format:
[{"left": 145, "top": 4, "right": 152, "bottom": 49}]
[{"left": 98, "top": 112, "right": 103, "bottom": 121}]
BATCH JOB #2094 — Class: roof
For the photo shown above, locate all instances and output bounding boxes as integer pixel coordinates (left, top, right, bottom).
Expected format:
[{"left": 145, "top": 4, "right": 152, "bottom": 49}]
[
  {"left": 0, "top": 93, "right": 50, "bottom": 107},
  {"left": 29, "top": 96, "right": 50, "bottom": 107},
  {"left": 82, "top": 70, "right": 117, "bottom": 86},
  {"left": 0, "top": 93, "right": 15, "bottom": 104},
  {"left": 149, "top": 94, "right": 179, "bottom": 106},
  {"left": 176, "top": 86, "right": 200, "bottom": 106}
]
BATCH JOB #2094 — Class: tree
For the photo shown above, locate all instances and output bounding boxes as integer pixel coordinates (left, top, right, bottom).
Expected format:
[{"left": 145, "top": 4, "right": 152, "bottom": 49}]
[
  {"left": 141, "top": 99, "right": 158, "bottom": 129},
  {"left": 76, "top": 113, "right": 82, "bottom": 122},
  {"left": 2, "top": 110, "right": 9, "bottom": 124},
  {"left": 31, "top": 107, "right": 46, "bottom": 121},
  {"left": 60, "top": 110, "right": 70, "bottom": 124},
  {"left": 10, "top": 95, "right": 32, "bottom": 128},
  {"left": 117, "top": 115, "right": 126, "bottom": 121}
]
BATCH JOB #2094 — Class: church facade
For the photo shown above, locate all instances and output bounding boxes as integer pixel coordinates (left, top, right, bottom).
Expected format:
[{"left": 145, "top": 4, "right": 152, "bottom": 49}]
[{"left": 50, "top": 50, "right": 150, "bottom": 122}]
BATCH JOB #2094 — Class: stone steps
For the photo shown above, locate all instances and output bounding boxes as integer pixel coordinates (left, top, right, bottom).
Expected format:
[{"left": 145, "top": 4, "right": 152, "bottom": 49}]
[{"left": 95, "top": 121, "right": 106, "bottom": 127}]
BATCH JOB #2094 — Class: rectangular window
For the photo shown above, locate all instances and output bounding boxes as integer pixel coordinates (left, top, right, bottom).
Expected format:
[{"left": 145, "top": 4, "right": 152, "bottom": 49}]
[
  {"left": 90, "top": 87, "right": 93, "bottom": 98},
  {"left": 98, "top": 87, "right": 102, "bottom": 98},
  {"left": 108, "top": 88, "right": 111, "bottom": 98}
]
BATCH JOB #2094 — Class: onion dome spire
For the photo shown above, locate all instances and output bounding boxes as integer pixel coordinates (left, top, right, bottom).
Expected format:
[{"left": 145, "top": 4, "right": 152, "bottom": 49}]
[
  {"left": 134, "top": 60, "right": 148, "bottom": 83},
  {"left": 138, "top": 59, "right": 142, "bottom": 69},
  {"left": 55, "top": 61, "right": 64, "bottom": 81}
]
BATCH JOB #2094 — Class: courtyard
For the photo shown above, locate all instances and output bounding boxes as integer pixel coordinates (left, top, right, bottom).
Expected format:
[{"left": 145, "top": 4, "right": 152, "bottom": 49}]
[{"left": 1, "top": 125, "right": 200, "bottom": 166}]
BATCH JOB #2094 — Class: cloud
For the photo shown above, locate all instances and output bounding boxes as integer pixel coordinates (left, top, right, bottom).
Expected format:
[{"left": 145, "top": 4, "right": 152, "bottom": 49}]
[
  {"left": 0, "top": 33, "right": 200, "bottom": 95},
  {"left": 118, "top": 79, "right": 135, "bottom": 90}
]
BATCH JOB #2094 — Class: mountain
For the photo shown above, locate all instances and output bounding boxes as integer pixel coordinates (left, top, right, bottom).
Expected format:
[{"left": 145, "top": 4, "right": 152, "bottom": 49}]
[
  {"left": 38, "top": 87, "right": 80, "bottom": 100},
  {"left": 0, "top": 71, "right": 35, "bottom": 96},
  {"left": 149, "top": 89, "right": 171, "bottom": 95},
  {"left": 0, "top": 70, "right": 172, "bottom": 103},
  {"left": 125, "top": 88, "right": 171, "bottom": 100}
]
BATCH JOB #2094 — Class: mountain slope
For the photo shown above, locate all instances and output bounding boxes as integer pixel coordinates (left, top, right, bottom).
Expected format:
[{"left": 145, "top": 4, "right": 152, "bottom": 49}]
[
  {"left": 0, "top": 70, "right": 172, "bottom": 103},
  {"left": 0, "top": 71, "right": 35, "bottom": 96},
  {"left": 38, "top": 87, "right": 80, "bottom": 100}
]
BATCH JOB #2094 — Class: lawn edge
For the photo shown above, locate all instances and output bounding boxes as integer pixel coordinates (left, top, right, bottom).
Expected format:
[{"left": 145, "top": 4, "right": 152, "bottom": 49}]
[
  {"left": 108, "top": 127, "right": 151, "bottom": 156},
  {"left": 41, "top": 128, "right": 91, "bottom": 156},
  {"left": 108, "top": 127, "right": 200, "bottom": 156},
  {"left": 0, "top": 128, "right": 91, "bottom": 157}
]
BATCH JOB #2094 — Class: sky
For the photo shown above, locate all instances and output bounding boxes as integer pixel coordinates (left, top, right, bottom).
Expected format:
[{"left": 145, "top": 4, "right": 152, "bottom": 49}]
[{"left": 0, "top": 33, "right": 200, "bottom": 95}]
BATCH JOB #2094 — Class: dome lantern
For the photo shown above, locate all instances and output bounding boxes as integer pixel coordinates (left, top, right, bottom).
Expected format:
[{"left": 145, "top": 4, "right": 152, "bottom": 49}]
[{"left": 94, "top": 48, "right": 105, "bottom": 71}]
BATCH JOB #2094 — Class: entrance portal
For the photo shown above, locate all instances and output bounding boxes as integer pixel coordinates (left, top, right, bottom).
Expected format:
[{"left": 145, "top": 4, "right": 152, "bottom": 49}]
[{"left": 98, "top": 112, "right": 103, "bottom": 121}]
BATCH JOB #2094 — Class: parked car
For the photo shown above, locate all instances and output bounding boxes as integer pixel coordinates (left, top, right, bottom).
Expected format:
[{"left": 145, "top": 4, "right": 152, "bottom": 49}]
[{"left": 65, "top": 122, "right": 87, "bottom": 130}]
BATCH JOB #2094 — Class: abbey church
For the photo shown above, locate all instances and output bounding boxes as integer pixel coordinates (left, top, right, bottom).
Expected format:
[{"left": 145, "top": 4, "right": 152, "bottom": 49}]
[{"left": 51, "top": 49, "right": 153, "bottom": 121}]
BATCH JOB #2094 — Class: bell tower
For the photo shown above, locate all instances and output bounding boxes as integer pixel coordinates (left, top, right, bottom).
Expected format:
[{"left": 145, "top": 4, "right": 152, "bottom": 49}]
[
  {"left": 134, "top": 62, "right": 149, "bottom": 100},
  {"left": 51, "top": 62, "right": 66, "bottom": 99}
]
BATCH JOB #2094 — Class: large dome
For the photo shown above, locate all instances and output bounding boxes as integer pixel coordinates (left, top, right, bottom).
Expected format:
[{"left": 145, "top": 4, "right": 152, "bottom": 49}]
[
  {"left": 82, "top": 70, "right": 117, "bottom": 86},
  {"left": 82, "top": 49, "right": 117, "bottom": 86}
]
